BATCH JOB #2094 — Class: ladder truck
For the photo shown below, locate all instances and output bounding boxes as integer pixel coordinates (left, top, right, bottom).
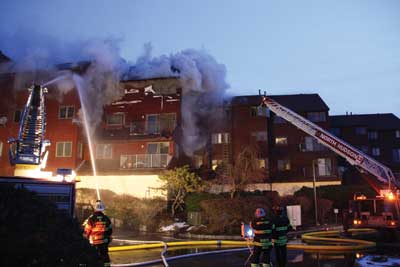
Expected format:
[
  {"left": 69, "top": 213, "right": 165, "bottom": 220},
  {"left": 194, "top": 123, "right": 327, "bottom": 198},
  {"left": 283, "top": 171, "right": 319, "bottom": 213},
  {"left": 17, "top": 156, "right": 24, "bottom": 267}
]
[
  {"left": 260, "top": 94, "right": 400, "bottom": 229},
  {"left": 2, "top": 84, "right": 76, "bottom": 216},
  {"left": 8, "top": 84, "right": 50, "bottom": 176}
]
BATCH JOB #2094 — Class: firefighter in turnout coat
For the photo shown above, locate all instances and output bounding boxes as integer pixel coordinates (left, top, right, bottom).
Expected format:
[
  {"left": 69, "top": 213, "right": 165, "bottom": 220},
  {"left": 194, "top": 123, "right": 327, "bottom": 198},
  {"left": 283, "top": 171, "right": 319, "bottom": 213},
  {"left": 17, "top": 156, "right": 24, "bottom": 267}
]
[
  {"left": 272, "top": 206, "right": 292, "bottom": 267},
  {"left": 83, "top": 200, "right": 113, "bottom": 267},
  {"left": 250, "top": 207, "right": 275, "bottom": 267}
]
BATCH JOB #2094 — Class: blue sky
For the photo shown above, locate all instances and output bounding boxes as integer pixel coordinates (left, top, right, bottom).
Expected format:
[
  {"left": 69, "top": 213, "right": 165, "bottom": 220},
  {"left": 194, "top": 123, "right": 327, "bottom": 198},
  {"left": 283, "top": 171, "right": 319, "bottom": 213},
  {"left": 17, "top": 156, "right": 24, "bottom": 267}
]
[{"left": 1, "top": 0, "right": 399, "bottom": 116}]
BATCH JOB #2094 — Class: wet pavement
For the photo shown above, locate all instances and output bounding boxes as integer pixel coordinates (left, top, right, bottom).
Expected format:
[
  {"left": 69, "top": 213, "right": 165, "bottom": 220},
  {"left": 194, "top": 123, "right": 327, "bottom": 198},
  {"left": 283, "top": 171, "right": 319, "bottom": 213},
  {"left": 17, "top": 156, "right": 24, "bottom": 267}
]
[{"left": 110, "top": 246, "right": 363, "bottom": 266}]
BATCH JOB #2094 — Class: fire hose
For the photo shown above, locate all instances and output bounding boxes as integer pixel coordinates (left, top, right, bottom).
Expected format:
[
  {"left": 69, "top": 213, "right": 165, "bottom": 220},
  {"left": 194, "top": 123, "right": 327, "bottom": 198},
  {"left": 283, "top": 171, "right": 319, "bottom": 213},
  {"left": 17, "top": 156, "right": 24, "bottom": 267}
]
[{"left": 110, "top": 229, "right": 376, "bottom": 266}]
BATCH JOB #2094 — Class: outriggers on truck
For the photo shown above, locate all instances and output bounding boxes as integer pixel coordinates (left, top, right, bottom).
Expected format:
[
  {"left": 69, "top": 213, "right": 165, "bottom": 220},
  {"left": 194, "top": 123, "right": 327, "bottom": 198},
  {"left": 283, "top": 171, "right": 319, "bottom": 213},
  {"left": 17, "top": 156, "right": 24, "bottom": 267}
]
[{"left": 260, "top": 93, "right": 400, "bottom": 229}]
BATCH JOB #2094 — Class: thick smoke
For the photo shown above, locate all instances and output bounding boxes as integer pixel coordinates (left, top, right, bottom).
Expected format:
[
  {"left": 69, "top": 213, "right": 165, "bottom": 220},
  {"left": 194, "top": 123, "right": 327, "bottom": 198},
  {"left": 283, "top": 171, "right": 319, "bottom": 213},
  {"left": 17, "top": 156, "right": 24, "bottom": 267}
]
[
  {"left": 128, "top": 44, "right": 230, "bottom": 156},
  {"left": 0, "top": 30, "right": 230, "bottom": 155},
  {"left": 0, "top": 30, "right": 126, "bottom": 131}
]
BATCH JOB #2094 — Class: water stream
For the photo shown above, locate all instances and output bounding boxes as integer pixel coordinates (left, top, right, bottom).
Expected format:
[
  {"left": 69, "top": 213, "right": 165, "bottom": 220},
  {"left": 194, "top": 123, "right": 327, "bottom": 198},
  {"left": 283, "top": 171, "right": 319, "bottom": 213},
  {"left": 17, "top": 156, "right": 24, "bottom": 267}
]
[{"left": 72, "top": 74, "right": 101, "bottom": 200}]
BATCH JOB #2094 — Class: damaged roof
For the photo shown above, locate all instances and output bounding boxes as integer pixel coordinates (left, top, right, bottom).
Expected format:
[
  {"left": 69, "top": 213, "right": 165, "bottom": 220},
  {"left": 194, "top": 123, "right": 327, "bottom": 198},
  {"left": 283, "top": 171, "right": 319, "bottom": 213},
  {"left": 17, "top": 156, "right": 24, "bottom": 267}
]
[
  {"left": 330, "top": 113, "right": 400, "bottom": 130},
  {"left": 231, "top": 94, "right": 330, "bottom": 112}
]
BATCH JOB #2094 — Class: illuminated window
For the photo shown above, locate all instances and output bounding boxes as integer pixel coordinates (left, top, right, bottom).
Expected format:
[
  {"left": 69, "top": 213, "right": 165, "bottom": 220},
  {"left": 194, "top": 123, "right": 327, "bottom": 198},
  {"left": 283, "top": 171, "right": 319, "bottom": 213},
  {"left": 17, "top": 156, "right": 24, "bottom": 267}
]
[
  {"left": 14, "top": 110, "right": 22, "bottom": 123},
  {"left": 106, "top": 113, "right": 124, "bottom": 126},
  {"left": 252, "top": 131, "right": 268, "bottom": 141},
  {"left": 96, "top": 144, "right": 112, "bottom": 159},
  {"left": 277, "top": 159, "right": 291, "bottom": 171},
  {"left": 393, "top": 149, "right": 400, "bottom": 162},
  {"left": 212, "top": 133, "right": 230, "bottom": 144},
  {"left": 307, "top": 112, "right": 326, "bottom": 122},
  {"left": 317, "top": 158, "right": 332, "bottom": 176},
  {"left": 56, "top": 142, "right": 72, "bottom": 157},
  {"left": 275, "top": 137, "right": 288, "bottom": 145},
  {"left": 396, "top": 130, "right": 400, "bottom": 138},
  {"left": 372, "top": 147, "right": 380, "bottom": 156},
  {"left": 368, "top": 131, "right": 378, "bottom": 140},
  {"left": 258, "top": 158, "right": 267, "bottom": 169},
  {"left": 59, "top": 106, "right": 74, "bottom": 119}
]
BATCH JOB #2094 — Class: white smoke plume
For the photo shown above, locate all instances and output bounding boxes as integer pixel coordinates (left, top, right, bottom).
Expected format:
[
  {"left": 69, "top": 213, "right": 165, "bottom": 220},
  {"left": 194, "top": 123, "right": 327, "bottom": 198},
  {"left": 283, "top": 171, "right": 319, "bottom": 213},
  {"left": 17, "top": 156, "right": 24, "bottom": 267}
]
[{"left": 128, "top": 43, "right": 230, "bottom": 156}]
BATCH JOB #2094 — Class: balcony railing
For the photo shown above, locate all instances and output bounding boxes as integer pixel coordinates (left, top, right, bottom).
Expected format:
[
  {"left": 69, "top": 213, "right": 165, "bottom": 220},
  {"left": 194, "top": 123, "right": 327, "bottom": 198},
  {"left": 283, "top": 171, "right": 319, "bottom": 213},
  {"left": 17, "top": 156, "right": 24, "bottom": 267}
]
[
  {"left": 120, "top": 154, "right": 171, "bottom": 169},
  {"left": 130, "top": 120, "right": 176, "bottom": 136}
]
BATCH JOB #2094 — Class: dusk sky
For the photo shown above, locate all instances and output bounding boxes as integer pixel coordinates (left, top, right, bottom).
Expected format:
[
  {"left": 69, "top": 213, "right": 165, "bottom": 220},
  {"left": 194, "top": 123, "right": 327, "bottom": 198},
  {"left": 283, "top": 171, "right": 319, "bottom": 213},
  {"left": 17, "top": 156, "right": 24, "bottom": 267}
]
[{"left": 1, "top": 0, "right": 399, "bottom": 116}]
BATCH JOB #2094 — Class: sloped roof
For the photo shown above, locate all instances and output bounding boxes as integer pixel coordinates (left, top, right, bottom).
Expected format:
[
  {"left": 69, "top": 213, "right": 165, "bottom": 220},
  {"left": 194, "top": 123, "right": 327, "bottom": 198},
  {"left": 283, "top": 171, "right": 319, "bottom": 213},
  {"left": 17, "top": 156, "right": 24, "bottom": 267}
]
[
  {"left": 330, "top": 113, "right": 400, "bottom": 130},
  {"left": 230, "top": 94, "right": 329, "bottom": 112}
]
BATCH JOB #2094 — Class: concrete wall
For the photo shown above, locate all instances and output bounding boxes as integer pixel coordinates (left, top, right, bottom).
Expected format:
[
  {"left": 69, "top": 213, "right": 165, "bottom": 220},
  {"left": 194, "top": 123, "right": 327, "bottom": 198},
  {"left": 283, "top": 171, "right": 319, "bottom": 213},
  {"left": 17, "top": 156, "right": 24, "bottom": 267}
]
[
  {"left": 209, "top": 180, "right": 341, "bottom": 196},
  {"left": 76, "top": 174, "right": 165, "bottom": 199}
]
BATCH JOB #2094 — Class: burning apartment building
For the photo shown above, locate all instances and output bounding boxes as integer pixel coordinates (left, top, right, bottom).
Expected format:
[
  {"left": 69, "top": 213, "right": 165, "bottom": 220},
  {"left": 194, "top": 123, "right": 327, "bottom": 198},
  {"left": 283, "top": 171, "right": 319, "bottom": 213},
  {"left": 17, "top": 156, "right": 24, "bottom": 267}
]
[{"left": 1, "top": 47, "right": 399, "bottom": 197}]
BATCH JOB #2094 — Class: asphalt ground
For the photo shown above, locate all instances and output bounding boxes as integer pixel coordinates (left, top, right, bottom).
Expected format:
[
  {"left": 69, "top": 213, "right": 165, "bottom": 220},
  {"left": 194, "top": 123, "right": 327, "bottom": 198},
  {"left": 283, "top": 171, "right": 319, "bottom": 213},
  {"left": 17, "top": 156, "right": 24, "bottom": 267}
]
[{"left": 110, "top": 248, "right": 359, "bottom": 266}]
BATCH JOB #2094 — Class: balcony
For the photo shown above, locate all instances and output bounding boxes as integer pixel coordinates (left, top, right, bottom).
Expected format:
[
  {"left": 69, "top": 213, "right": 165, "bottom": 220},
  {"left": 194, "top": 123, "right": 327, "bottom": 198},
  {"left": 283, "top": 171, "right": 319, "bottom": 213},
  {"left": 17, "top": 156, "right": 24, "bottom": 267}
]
[
  {"left": 130, "top": 120, "right": 176, "bottom": 136},
  {"left": 120, "top": 154, "right": 172, "bottom": 169}
]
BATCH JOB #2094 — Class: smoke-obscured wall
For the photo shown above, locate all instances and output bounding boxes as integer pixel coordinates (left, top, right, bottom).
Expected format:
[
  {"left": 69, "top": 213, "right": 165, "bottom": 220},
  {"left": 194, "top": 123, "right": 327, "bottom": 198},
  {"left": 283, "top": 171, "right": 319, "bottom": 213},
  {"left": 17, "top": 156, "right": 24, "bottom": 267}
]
[
  {"left": 0, "top": 31, "right": 231, "bottom": 155},
  {"left": 127, "top": 44, "right": 230, "bottom": 156}
]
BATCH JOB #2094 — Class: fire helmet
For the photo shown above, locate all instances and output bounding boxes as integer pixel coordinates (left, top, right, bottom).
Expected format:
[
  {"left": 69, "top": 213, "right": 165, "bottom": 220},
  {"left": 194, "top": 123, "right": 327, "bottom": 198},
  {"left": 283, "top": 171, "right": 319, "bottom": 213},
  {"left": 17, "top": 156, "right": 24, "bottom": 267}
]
[
  {"left": 95, "top": 200, "right": 105, "bottom": 212},
  {"left": 255, "top": 208, "right": 266, "bottom": 218}
]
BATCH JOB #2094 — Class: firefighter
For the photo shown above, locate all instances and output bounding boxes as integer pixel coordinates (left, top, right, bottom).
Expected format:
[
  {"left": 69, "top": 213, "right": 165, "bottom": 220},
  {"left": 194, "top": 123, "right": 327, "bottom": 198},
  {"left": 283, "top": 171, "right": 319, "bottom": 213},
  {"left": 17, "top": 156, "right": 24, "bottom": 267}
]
[
  {"left": 83, "top": 200, "right": 113, "bottom": 267},
  {"left": 250, "top": 207, "right": 274, "bottom": 267},
  {"left": 272, "top": 205, "right": 292, "bottom": 267}
]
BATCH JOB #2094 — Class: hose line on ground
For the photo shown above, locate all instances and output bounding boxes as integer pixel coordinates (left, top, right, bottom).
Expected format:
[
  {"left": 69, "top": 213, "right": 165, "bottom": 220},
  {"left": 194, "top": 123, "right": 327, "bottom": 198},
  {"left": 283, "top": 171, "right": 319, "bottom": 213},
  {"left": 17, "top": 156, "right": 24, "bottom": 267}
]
[{"left": 109, "top": 228, "right": 377, "bottom": 266}]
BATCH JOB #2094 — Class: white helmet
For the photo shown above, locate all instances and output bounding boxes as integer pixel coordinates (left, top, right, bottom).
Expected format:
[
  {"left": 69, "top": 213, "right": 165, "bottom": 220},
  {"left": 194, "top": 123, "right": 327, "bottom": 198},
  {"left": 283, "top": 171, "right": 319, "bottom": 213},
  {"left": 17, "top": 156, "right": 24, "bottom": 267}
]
[{"left": 95, "top": 200, "right": 105, "bottom": 212}]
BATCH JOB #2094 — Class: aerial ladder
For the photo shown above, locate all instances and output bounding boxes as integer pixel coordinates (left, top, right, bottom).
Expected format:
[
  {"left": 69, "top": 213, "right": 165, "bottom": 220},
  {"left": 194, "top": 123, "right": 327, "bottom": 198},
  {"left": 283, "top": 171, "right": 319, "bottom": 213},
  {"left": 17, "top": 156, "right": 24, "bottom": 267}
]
[
  {"left": 8, "top": 84, "right": 50, "bottom": 177},
  {"left": 260, "top": 93, "right": 400, "bottom": 228}
]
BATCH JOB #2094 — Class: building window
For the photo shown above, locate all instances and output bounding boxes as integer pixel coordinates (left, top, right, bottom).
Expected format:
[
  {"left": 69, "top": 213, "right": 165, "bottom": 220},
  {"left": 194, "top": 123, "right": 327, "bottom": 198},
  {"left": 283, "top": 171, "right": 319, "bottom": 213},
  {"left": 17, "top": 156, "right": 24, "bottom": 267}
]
[
  {"left": 274, "top": 115, "right": 286, "bottom": 124},
  {"left": 147, "top": 142, "right": 170, "bottom": 154},
  {"left": 355, "top": 127, "right": 367, "bottom": 135},
  {"left": 106, "top": 113, "right": 124, "bottom": 126},
  {"left": 303, "top": 136, "right": 324, "bottom": 151},
  {"left": 96, "top": 144, "right": 112, "bottom": 159},
  {"left": 59, "top": 106, "right": 74, "bottom": 119},
  {"left": 252, "top": 131, "right": 268, "bottom": 141},
  {"left": 212, "top": 133, "right": 230, "bottom": 144},
  {"left": 393, "top": 149, "right": 400, "bottom": 162},
  {"left": 396, "top": 130, "right": 400, "bottom": 138},
  {"left": 372, "top": 147, "right": 380, "bottom": 156},
  {"left": 277, "top": 159, "right": 291, "bottom": 171},
  {"left": 317, "top": 158, "right": 332, "bottom": 176},
  {"left": 258, "top": 158, "right": 267, "bottom": 169},
  {"left": 275, "top": 137, "right": 288, "bottom": 145},
  {"left": 56, "top": 142, "right": 72, "bottom": 157},
  {"left": 77, "top": 142, "right": 83, "bottom": 159},
  {"left": 146, "top": 114, "right": 160, "bottom": 134},
  {"left": 14, "top": 110, "right": 22, "bottom": 123},
  {"left": 307, "top": 112, "right": 326, "bottom": 122},
  {"left": 330, "top": 128, "right": 341, "bottom": 137},
  {"left": 368, "top": 131, "right": 378, "bottom": 140},
  {"left": 0, "top": 141, "right": 2, "bottom": 157},
  {"left": 160, "top": 113, "right": 177, "bottom": 133},
  {"left": 251, "top": 106, "right": 269, "bottom": 117}
]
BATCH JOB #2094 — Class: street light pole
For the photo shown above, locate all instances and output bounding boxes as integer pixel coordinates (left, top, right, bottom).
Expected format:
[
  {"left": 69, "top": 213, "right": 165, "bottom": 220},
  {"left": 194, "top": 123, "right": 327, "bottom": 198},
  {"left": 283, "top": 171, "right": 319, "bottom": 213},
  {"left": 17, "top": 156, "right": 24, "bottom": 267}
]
[{"left": 312, "top": 160, "right": 319, "bottom": 226}]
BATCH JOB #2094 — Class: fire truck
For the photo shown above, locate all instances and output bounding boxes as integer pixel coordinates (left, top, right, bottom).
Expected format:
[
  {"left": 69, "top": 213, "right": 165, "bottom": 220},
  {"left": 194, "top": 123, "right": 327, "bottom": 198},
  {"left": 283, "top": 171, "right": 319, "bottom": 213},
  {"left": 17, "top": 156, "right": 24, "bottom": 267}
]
[
  {"left": 3, "top": 84, "right": 76, "bottom": 216},
  {"left": 260, "top": 94, "right": 400, "bottom": 229}
]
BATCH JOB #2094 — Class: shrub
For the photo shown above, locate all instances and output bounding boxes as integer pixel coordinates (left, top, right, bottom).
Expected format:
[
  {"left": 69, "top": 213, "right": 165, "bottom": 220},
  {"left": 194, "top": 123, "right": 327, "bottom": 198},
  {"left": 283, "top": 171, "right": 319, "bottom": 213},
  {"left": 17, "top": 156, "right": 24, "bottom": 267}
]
[{"left": 76, "top": 189, "right": 167, "bottom": 232}]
